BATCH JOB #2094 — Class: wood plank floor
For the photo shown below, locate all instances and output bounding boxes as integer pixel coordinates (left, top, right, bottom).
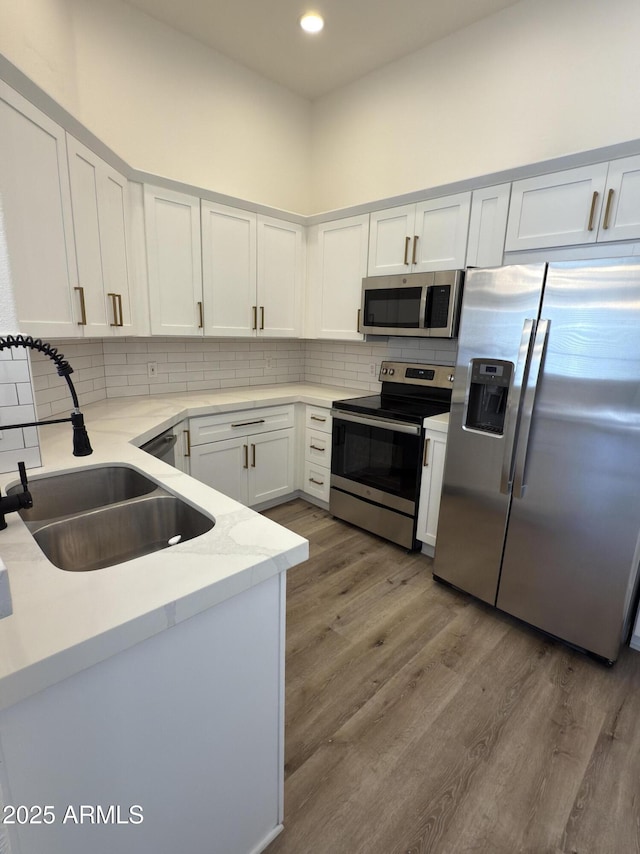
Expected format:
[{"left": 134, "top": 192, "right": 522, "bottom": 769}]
[{"left": 263, "top": 498, "right": 640, "bottom": 854}]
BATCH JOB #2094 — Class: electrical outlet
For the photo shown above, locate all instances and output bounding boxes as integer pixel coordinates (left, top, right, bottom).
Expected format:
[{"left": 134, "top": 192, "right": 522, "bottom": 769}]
[
  {"left": 266, "top": 358, "right": 274, "bottom": 370},
  {"left": 147, "top": 362, "right": 157, "bottom": 378},
  {"left": 369, "top": 362, "right": 377, "bottom": 376}
]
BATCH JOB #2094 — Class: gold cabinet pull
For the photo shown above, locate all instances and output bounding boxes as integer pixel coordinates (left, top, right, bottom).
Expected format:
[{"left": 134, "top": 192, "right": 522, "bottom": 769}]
[
  {"left": 74, "top": 286, "right": 87, "bottom": 326},
  {"left": 587, "top": 191, "right": 599, "bottom": 231},
  {"left": 423, "top": 437, "right": 431, "bottom": 467},
  {"left": 243, "top": 444, "right": 248, "bottom": 469},
  {"left": 403, "top": 235, "right": 410, "bottom": 265},
  {"left": 310, "top": 415, "right": 326, "bottom": 422},
  {"left": 309, "top": 477, "right": 324, "bottom": 486},
  {"left": 309, "top": 444, "right": 325, "bottom": 452},
  {"left": 231, "top": 418, "right": 266, "bottom": 428},
  {"left": 183, "top": 429, "right": 191, "bottom": 457},
  {"left": 197, "top": 301, "right": 204, "bottom": 329},
  {"left": 260, "top": 306, "right": 265, "bottom": 330},
  {"left": 251, "top": 443, "right": 256, "bottom": 468},
  {"left": 412, "top": 235, "right": 419, "bottom": 265},
  {"left": 107, "top": 292, "right": 124, "bottom": 327},
  {"left": 603, "top": 188, "right": 615, "bottom": 230},
  {"left": 252, "top": 305, "right": 257, "bottom": 330},
  {"left": 357, "top": 308, "right": 361, "bottom": 332}
]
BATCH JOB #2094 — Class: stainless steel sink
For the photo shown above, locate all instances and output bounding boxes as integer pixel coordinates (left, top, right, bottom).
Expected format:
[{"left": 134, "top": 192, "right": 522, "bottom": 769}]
[
  {"left": 31, "top": 494, "right": 214, "bottom": 572},
  {"left": 12, "top": 464, "right": 215, "bottom": 571},
  {"left": 8, "top": 465, "right": 157, "bottom": 522}
]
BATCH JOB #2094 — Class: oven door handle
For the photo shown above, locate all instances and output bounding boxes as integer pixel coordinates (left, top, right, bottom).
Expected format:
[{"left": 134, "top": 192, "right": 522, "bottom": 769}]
[{"left": 330, "top": 409, "right": 421, "bottom": 436}]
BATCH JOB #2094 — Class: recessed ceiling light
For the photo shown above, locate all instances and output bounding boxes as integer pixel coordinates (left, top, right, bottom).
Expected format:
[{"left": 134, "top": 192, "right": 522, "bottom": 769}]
[{"left": 300, "top": 12, "right": 324, "bottom": 34}]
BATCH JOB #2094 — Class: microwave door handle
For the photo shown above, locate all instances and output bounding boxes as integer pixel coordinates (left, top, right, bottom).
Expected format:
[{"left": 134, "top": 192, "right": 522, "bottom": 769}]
[
  {"left": 512, "top": 319, "right": 549, "bottom": 499},
  {"left": 499, "top": 318, "right": 535, "bottom": 494}
]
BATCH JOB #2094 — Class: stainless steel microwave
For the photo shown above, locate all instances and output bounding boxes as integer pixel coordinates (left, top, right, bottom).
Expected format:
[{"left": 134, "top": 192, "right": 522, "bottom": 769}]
[{"left": 359, "top": 270, "right": 464, "bottom": 338}]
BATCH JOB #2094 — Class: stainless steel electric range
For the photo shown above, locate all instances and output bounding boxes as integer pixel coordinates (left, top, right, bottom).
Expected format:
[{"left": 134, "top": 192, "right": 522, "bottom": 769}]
[{"left": 330, "top": 361, "right": 454, "bottom": 550}]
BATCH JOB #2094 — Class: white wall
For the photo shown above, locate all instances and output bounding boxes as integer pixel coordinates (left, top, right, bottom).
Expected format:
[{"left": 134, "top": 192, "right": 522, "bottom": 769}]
[
  {"left": 0, "top": 0, "right": 312, "bottom": 213},
  {"left": 2, "top": 0, "right": 640, "bottom": 216},
  {"left": 310, "top": 0, "right": 640, "bottom": 212}
]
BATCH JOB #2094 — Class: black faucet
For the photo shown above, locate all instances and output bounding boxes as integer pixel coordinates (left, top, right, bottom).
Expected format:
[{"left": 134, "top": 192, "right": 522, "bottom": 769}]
[
  {"left": 0, "top": 335, "right": 92, "bottom": 457},
  {"left": 0, "top": 462, "right": 33, "bottom": 529}
]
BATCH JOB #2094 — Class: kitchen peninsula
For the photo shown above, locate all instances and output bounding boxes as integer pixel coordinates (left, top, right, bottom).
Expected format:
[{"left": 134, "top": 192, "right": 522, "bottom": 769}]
[{"left": 0, "top": 383, "right": 356, "bottom": 854}]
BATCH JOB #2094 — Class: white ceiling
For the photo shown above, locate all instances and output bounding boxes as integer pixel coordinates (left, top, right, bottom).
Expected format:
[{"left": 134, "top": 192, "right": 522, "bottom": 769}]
[{"left": 124, "top": 0, "right": 521, "bottom": 100}]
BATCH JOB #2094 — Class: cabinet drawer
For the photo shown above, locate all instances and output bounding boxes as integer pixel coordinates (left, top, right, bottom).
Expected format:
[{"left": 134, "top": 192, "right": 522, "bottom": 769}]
[
  {"left": 189, "top": 405, "right": 294, "bottom": 445},
  {"left": 305, "top": 428, "right": 331, "bottom": 464},
  {"left": 305, "top": 406, "right": 332, "bottom": 434},
  {"left": 303, "top": 461, "right": 331, "bottom": 503}
]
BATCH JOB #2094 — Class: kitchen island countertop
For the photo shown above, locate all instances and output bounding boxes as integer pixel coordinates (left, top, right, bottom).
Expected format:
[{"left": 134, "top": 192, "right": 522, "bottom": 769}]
[{"left": 0, "top": 382, "right": 361, "bottom": 712}]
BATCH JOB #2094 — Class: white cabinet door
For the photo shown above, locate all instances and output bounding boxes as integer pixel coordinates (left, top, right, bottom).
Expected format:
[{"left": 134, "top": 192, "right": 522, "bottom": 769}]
[
  {"left": 368, "top": 196, "right": 470, "bottom": 276},
  {"left": 0, "top": 82, "right": 79, "bottom": 338},
  {"left": 597, "top": 154, "right": 640, "bottom": 242},
  {"left": 190, "top": 429, "right": 294, "bottom": 507},
  {"left": 367, "top": 204, "right": 416, "bottom": 276},
  {"left": 466, "top": 184, "right": 511, "bottom": 268},
  {"left": 248, "top": 428, "right": 295, "bottom": 505},
  {"left": 257, "top": 216, "right": 304, "bottom": 337},
  {"left": 201, "top": 201, "right": 257, "bottom": 337},
  {"left": 413, "top": 193, "right": 471, "bottom": 272},
  {"left": 416, "top": 427, "right": 448, "bottom": 550},
  {"left": 145, "top": 186, "right": 202, "bottom": 336},
  {"left": 190, "top": 437, "right": 248, "bottom": 505},
  {"left": 505, "top": 164, "right": 609, "bottom": 252},
  {"left": 98, "top": 163, "right": 135, "bottom": 334},
  {"left": 67, "top": 136, "right": 134, "bottom": 336},
  {"left": 305, "top": 214, "right": 368, "bottom": 340}
]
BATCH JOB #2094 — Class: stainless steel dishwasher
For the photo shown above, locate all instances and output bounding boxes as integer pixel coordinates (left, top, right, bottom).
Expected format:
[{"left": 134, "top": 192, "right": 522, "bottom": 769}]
[{"left": 140, "top": 428, "right": 177, "bottom": 467}]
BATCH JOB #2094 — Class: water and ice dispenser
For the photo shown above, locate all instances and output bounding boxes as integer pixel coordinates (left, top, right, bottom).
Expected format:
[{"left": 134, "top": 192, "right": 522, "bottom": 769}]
[{"left": 465, "top": 359, "right": 513, "bottom": 435}]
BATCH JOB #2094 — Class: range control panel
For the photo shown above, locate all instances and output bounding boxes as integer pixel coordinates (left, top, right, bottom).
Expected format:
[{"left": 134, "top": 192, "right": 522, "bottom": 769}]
[{"left": 378, "top": 361, "right": 454, "bottom": 389}]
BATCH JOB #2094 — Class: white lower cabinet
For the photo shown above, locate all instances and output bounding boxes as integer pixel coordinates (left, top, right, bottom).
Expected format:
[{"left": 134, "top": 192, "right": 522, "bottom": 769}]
[
  {"left": 301, "top": 405, "right": 332, "bottom": 504},
  {"left": 188, "top": 406, "right": 295, "bottom": 507},
  {"left": 416, "top": 418, "right": 449, "bottom": 553}
]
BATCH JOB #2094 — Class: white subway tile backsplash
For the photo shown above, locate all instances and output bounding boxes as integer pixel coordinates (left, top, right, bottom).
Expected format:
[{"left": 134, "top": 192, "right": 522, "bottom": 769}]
[
  {"left": 0, "top": 350, "right": 42, "bottom": 472},
  {"left": 30, "top": 335, "right": 457, "bottom": 422}
]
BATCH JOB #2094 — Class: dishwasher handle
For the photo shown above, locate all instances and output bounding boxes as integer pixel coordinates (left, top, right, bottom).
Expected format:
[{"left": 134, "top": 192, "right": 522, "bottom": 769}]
[{"left": 141, "top": 432, "right": 177, "bottom": 459}]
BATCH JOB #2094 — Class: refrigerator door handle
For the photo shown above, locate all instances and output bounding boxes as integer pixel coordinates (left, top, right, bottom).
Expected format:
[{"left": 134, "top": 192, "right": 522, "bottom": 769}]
[
  {"left": 512, "top": 319, "right": 550, "bottom": 499},
  {"left": 500, "top": 318, "right": 535, "bottom": 495}
]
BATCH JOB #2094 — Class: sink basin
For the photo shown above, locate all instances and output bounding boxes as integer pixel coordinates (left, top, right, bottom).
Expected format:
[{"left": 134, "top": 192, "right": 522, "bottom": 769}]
[
  {"left": 11, "top": 464, "right": 215, "bottom": 571},
  {"left": 31, "top": 493, "right": 214, "bottom": 572},
  {"left": 9, "top": 465, "right": 157, "bottom": 522}
]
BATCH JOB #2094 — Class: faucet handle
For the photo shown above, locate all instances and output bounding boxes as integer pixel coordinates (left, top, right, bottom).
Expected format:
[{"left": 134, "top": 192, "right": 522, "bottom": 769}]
[{"left": 18, "top": 461, "right": 28, "bottom": 491}]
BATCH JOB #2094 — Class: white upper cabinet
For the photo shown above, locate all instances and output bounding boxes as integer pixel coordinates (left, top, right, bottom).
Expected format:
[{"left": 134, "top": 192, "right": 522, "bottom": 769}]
[
  {"left": 305, "top": 214, "right": 369, "bottom": 340},
  {"left": 0, "top": 82, "right": 79, "bottom": 338},
  {"left": 466, "top": 184, "right": 511, "bottom": 268},
  {"left": 201, "top": 202, "right": 303, "bottom": 338},
  {"left": 368, "top": 204, "right": 415, "bottom": 276},
  {"left": 598, "top": 155, "right": 640, "bottom": 242},
  {"left": 367, "top": 193, "right": 471, "bottom": 276},
  {"left": 201, "top": 202, "right": 257, "bottom": 337},
  {"left": 504, "top": 158, "right": 640, "bottom": 252},
  {"left": 145, "top": 186, "right": 203, "bottom": 336},
  {"left": 66, "top": 136, "right": 135, "bottom": 335},
  {"left": 257, "top": 215, "right": 304, "bottom": 337}
]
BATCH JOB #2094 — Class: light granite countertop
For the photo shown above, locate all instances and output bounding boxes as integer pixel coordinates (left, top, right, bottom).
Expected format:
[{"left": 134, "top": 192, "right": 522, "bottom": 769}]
[{"left": 0, "top": 382, "right": 362, "bottom": 712}]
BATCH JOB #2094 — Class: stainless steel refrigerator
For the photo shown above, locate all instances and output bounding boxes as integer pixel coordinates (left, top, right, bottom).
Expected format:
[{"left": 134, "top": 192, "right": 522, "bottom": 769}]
[{"left": 434, "top": 259, "right": 640, "bottom": 663}]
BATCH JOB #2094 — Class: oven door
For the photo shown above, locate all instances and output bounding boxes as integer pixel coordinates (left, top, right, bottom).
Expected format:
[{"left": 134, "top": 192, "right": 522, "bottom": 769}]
[{"left": 330, "top": 409, "right": 423, "bottom": 548}]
